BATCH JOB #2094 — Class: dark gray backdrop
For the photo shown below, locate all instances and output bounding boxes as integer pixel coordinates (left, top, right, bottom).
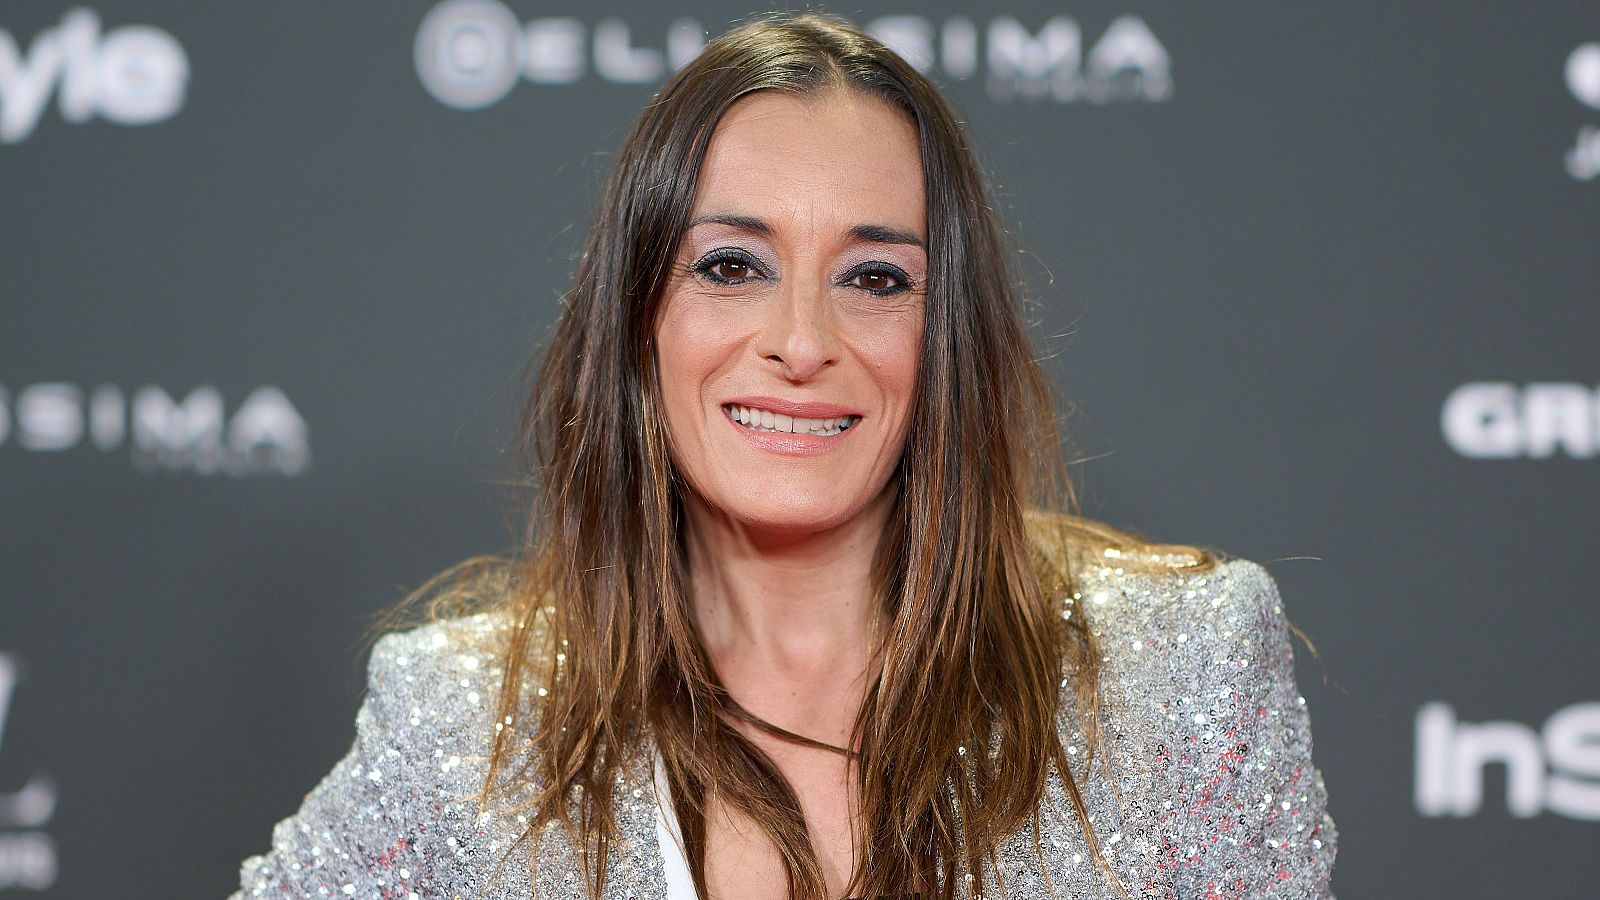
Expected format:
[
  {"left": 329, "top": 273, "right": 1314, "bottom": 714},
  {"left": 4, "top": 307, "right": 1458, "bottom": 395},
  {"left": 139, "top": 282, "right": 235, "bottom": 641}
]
[{"left": 2, "top": 1, "right": 1596, "bottom": 897}]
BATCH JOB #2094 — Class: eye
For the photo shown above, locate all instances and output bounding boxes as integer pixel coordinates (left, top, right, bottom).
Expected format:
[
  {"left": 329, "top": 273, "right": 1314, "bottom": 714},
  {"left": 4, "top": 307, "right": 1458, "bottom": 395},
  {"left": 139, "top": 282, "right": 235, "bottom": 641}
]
[
  {"left": 841, "top": 262, "right": 914, "bottom": 297},
  {"left": 691, "top": 249, "right": 766, "bottom": 285}
]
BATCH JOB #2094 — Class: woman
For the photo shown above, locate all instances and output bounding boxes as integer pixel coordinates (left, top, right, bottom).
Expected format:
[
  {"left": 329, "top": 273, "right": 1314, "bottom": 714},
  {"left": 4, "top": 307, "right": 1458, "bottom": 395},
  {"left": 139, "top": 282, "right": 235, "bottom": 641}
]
[{"left": 232, "top": 11, "right": 1336, "bottom": 900}]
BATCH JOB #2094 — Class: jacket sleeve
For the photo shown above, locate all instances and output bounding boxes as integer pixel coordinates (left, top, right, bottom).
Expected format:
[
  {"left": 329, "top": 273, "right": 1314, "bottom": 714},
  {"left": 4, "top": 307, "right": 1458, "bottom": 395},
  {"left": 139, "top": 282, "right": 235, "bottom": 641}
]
[
  {"left": 1171, "top": 560, "right": 1339, "bottom": 899},
  {"left": 228, "top": 630, "right": 463, "bottom": 899}
]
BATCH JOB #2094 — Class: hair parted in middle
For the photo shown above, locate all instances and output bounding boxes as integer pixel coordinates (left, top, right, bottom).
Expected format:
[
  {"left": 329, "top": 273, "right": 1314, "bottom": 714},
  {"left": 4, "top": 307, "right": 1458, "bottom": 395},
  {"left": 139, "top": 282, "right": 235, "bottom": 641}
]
[{"left": 393, "top": 10, "right": 1213, "bottom": 900}]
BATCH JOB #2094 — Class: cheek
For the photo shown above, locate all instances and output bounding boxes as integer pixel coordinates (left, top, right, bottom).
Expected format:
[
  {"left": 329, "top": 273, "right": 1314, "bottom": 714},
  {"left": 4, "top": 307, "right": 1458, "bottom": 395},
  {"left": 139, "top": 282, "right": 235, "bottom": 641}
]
[
  {"left": 854, "top": 307, "right": 924, "bottom": 411},
  {"left": 660, "top": 291, "right": 759, "bottom": 357},
  {"left": 654, "top": 298, "right": 749, "bottom": 430}
]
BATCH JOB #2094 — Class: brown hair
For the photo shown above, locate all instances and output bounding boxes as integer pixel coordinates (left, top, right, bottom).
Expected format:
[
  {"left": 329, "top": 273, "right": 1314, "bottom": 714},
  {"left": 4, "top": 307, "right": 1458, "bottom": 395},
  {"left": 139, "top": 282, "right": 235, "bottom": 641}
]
[{"left": 399, "top": 10, "right": 1214, "bottom": 899}]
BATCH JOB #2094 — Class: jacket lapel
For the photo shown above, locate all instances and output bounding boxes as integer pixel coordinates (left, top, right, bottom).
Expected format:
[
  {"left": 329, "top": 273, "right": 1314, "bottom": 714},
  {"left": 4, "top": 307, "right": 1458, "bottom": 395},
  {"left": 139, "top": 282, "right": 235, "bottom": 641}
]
[{"left": 595, "top": 732, "right": 672, "bottom": 899}]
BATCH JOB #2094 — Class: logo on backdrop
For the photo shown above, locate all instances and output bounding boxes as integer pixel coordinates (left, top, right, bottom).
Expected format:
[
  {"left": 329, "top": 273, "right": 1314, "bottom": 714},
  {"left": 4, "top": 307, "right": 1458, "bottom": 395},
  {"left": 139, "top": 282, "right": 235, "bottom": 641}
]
[
  {"left": 0, "top": 383, "right": 310, "bottom": 476},
  {"left": 1441, "top": 382, "right": 1599, "bottom": 459},
  {"left": 0, "top": 8, "right": 188, "bottom": 145},
  {"left": 414, "top": 1, "right": 1172, "bottom": 110},
  {"left": 1565, "top": 42, "right": 1600, "bottom": 181},
  {"left": 0, "top": 654, "right": 57, "bottom": 891},
  {"left": 1415, "top": 702, "right": 1600, "bottom": 820}
]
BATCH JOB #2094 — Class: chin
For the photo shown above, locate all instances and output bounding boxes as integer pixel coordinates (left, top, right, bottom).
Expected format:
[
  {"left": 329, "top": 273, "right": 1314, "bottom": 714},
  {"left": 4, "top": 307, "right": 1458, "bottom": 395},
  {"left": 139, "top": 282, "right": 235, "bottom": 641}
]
[
  {"left": 730, "top": 504, "right": 855, "bottom": 534},
  {"left": 706, "top": 480, "right": 871, "bottom": 534}
]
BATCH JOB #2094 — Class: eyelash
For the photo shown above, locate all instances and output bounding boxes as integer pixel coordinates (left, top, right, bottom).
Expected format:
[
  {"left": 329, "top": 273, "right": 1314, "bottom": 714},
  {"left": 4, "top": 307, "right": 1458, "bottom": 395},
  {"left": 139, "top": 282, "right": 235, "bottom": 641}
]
[{"left": 690, "top": 249, "right": 915, "bottom": 297}]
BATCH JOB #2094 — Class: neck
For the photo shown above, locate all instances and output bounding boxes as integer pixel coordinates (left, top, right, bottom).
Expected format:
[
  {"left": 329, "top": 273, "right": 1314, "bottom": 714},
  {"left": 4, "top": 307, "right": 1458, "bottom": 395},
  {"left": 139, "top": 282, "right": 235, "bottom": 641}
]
[{"left": 682, "top": 486, "right": 895, "bottom": 680}]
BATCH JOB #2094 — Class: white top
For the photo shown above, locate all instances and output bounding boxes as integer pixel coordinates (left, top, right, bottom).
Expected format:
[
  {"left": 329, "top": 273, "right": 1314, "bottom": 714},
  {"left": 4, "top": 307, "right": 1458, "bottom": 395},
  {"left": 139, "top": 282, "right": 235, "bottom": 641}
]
[{"left": 652, "top": 748, "right": 697, "bottom": 899}]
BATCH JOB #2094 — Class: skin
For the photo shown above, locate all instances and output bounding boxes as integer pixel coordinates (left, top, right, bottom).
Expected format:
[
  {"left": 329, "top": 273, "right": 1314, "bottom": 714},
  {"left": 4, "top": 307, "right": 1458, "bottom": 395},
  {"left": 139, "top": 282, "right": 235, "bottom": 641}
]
[{"left": 652, "top": 86, "right": 928, "bottom": 899}]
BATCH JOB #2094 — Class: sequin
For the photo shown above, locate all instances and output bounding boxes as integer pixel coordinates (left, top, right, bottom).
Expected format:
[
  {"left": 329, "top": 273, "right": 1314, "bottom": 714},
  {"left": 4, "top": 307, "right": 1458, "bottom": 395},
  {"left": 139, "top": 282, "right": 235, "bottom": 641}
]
[{"left": 229, "top": 556, "right": 1337, "bottom": 898}]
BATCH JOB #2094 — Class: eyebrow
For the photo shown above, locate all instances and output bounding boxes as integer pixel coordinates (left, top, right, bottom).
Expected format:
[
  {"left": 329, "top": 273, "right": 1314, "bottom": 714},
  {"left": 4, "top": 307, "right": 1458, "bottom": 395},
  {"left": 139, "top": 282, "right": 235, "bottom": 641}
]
[{"left": 687, "top": 213, "right": 925, "bottom": 248}]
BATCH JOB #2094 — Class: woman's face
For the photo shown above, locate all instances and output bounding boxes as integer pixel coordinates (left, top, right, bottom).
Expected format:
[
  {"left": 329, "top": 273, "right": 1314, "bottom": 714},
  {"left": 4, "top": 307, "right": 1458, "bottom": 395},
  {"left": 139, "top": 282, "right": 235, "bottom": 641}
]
[{"left": 654, "top": 88, "right": 927, "bottom": 535}]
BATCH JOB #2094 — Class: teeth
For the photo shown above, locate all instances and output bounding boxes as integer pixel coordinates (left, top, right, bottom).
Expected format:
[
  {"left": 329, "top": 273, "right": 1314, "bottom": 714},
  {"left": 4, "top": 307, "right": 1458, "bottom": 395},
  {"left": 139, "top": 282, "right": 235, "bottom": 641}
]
[{"left": 724, "top": 404, "right": 857, "bottom": 436}]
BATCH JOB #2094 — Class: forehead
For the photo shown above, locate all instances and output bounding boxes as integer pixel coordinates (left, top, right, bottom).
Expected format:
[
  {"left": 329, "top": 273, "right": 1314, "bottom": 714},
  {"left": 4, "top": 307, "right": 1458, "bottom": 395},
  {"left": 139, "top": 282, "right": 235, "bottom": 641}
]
[{"left": 692, "top": 89, "right": 925, "bottom": 230}]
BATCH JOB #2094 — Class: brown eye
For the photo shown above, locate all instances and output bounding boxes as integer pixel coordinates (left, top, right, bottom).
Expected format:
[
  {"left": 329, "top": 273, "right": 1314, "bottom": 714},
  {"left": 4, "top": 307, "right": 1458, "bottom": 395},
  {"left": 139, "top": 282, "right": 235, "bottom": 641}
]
[
  {"left": 843, "top": 263, "right": 913, "bottom": 296},
  {"left": 713, "top": 259, "right": 752, "bottom": 280},
  {"left": 856, "top": 271, "right": 895, "bottom": 292},
  {"left": 692, "top": 250, "right": 765, "bottom": 285}
]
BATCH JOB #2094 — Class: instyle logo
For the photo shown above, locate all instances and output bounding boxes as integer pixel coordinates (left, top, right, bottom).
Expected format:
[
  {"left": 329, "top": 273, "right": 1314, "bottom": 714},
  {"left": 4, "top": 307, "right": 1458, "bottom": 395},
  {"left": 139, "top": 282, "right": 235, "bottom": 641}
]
[
  {"left": 0, "top": 383, "right": 310, "bottom": 476},
  {"left": 0, "top": 8, "right": 188, "bottom": 144},
  {"left": 414, "top": 1, "right": 1172, "bottom": 110},
  {"left": 1415, "top": 702, "right": 1600, "bottom": 820},
  {"left": 0, "top": 654, "right": 57, "bottom": 891},
  {"left": 1441, "top": 382, "right": 1599, "bottom": 459},
  {"left": 1565, "top": 42, "right": 1600, "bottom": 181}
]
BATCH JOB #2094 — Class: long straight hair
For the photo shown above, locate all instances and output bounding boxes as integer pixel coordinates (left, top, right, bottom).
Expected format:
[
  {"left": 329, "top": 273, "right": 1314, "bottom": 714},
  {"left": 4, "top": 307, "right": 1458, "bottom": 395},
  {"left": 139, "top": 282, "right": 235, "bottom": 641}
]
[{"left": 404, "top": 11, "right": 1212, "bottom": 899}]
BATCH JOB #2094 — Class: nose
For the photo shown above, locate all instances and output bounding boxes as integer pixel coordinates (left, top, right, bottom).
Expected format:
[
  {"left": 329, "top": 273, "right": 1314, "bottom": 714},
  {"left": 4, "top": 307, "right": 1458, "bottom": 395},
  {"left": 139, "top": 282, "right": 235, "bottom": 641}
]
[{"left": 755, "top": 271, "right": 838, "bottom": 382}]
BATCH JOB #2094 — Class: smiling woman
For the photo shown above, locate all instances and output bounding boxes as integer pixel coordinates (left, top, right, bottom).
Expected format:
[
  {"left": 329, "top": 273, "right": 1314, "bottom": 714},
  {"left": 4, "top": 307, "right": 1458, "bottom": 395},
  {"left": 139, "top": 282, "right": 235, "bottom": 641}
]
[
  {"left": 231, "top": 10, "right": 1336, "bottom": 900},
  {"left": 654, "top": 89, "right": 930, "bottom": 897},
  {"left": 657, "top": 88, "right": 925, "bottom": 544}
]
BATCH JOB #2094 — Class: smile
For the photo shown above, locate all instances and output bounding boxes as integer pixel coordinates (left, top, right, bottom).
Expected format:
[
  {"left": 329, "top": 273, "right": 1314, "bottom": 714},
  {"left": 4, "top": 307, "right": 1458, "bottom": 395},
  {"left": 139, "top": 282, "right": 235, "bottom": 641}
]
[{"left": 722, "top": 404, "right": 859, "bottom": 436}]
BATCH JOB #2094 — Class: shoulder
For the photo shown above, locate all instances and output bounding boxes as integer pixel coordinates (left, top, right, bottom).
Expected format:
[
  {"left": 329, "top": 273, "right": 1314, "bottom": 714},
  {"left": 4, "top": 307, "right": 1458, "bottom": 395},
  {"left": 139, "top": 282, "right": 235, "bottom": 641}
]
[
  {"left": 366, "top": 610, "right": 519, "bottom": 707},
  {"left": 358, "top": 610, "right": 525, "bottom": 749},
  {"left": 234, "top": 610, "right": 535, "bottom": 898},
  {"left": 1068, "top": 557, "right": 1338, "bottom": 894},
  {"left": 1037, "top": 521, "right": 1338, "bottom": 893},
  {"left": 1068, "top": 544, "right": 1299, "bottom": 716},
  {"left": 1023, "top": 508, "right": 1284, "bottom": 652},
  {"left": 1029, "top": 510, "right": 1309, "bottom": 736},
  {"left": 360, "top": 553, "right": 554, "bottom": 744},
  {"left": 1073, "top": 553, "right": 1287, "bottom": 655},
  {"left": 360, "top": 607, "right": 557, "bottom": 798}
]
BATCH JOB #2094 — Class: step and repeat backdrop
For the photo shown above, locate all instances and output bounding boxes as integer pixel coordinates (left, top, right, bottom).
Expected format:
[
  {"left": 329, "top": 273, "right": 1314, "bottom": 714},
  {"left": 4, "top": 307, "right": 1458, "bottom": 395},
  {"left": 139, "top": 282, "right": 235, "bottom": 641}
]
[{"left": 2, "top": 1, "right": 1596, "bottom": 896}]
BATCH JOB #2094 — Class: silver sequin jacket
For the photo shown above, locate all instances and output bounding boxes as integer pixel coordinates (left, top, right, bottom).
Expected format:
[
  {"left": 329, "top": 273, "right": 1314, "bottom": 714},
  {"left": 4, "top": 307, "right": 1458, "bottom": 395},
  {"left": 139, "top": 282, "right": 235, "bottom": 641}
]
[{"left": 230, "top": 554, "right": 1338, "bottom": 899}]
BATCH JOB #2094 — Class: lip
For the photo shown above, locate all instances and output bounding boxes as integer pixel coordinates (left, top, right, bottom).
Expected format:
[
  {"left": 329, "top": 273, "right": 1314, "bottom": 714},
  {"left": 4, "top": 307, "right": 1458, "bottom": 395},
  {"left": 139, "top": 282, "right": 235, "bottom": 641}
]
[
  {"left": 719, "top": 397, "right": 862, "bottom": 457},
  {"left": 720, "top": 396, "right": 864, "bottom": 419}
]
